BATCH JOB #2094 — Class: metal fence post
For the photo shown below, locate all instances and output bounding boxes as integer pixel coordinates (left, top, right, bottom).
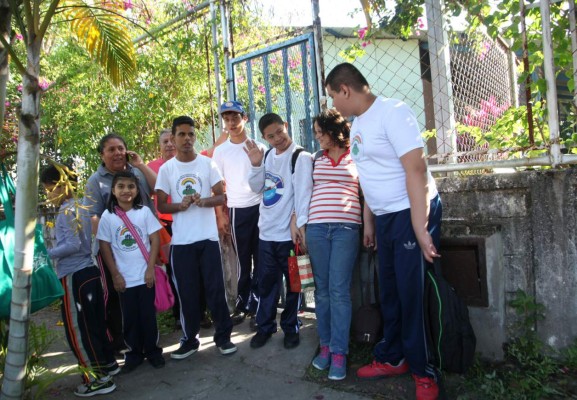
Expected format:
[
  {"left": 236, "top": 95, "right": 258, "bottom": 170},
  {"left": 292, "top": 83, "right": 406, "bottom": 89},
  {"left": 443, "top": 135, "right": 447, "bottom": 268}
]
[
  {"left": 540, "top": 0, "right": 561, "bottom": 167},
  {"left": 425, "top": 0, "right": 457, "bottom": 163}
]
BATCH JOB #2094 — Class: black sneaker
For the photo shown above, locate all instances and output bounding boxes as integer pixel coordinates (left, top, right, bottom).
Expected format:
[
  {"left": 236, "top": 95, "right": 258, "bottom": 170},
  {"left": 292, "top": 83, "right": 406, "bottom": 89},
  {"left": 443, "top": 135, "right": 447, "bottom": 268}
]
[
  {"left": 74, "top": 377, "right": 116, "bottom": 397},
  {"left": 149, "top": 355, "right": 166, "bottom": 369},
  {"left": 171, "top": 340, "right": 200, "bottom": 360},
  {"left": 218, "top": 341, "right": 238, "bottom": 355},
  {"left": 103, "top": 361, "right": 120, "bottom": 376},
  {"left": 284, "top": 332, "right": 300, "bottom": 349},
  {"left": 250, "top": 332, "right": 272, "bottom": 349},
  {"left": 120, "top": 359, "right": 142, "bottom": 375},
  {"left": 231, "top": 310, "right": 246, "bottom": 325}
]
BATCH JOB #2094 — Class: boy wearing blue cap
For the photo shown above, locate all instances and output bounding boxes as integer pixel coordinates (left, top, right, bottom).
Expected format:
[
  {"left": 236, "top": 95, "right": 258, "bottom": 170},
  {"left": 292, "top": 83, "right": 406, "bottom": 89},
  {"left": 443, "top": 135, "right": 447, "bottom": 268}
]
[{"left": 213, "top": 101, "right": 267, "bottom": 328}]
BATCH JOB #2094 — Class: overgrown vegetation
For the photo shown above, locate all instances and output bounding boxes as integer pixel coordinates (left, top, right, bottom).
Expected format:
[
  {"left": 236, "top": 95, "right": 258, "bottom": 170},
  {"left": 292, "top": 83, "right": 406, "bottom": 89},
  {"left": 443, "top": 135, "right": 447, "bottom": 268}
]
[
  {"left": 305, "top": 290, "right": 577, "bottom": 399},
  {"left": 0, "top": 319, "right": 76, "bottom": 399}
]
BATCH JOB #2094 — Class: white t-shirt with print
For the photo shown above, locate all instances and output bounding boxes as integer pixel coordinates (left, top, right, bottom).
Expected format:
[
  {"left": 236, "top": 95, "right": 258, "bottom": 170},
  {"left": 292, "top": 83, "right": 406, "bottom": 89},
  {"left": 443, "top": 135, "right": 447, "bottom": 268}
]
[
  {"left": 212, "top": 138, "right": 267, "bottom": 208},
  {"left": 155, "top": 155, "right": 222, "bottom": 244},
  {"left": 350, "top": 96, "right": 438, "bottom": 215},
  {"left": 96, "top": 206, "right": 162, "bottom": 288}
]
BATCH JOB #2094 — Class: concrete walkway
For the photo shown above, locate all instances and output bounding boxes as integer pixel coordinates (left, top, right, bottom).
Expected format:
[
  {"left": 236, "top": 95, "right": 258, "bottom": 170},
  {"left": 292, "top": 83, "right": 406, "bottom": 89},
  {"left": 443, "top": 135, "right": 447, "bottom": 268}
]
[{"left": 39, "top": 309, "right": 371, "bottom": 400}]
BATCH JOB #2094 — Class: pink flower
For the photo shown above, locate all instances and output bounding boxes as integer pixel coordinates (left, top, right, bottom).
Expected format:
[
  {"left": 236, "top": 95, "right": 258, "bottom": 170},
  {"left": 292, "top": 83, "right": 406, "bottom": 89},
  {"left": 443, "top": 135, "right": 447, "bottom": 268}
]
[
  {"left": 4, "top": 101, "right": 9, "bottom": 107},
  {"left": 123, "top": 0, "right": 133, "bottom": 10},
  {"left": 258, "top": 85, "right": 265, "bottom": 94},
  {"left": 16, "top": 84, "right": 22, "bottom": 92},
  {"left": 358, "top": 27, "right": 368, "bottom": 40},
  {"left": 417, "top": 17, "right": 426, "bottom": 30},
  {"left": 39, "top": 79, "right": 52, "bottom": 90},
  {"left": 15, "top": 34, "right": 23, "bottom": 41},
  {"left": 361, "top": 41, "right": 370, "bottom": 48}
]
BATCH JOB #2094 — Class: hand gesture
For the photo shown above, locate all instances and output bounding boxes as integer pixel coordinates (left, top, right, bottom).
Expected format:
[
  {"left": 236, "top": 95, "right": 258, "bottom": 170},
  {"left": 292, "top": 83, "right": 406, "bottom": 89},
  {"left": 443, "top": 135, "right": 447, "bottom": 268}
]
[
  {"left": 126, "top": 150, "right": 144, "bottom": 167},
  {"left": 179, "top": 195, "right": 193, "bottom": 211},
  {"left": 243, "top": 140, "right": 264, "bottom": 167},
  {"left": 192, "top": 193, "right": 202, "bottom": 207}
]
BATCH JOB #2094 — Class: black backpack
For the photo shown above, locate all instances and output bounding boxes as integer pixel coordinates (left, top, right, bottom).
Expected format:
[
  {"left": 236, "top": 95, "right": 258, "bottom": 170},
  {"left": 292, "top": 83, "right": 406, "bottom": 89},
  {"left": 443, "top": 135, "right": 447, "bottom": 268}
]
[
  {"left": 263, "top": 146, "right": 305, "bottom": 174},
  {"left": 424, "top": 260, "right": 476, "bottom": 374}
]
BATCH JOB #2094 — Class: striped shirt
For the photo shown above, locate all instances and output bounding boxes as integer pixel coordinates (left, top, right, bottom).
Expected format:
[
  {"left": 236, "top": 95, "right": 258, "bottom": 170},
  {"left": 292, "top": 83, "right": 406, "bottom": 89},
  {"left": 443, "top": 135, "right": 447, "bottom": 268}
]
[{"left": 308, "top": 149, "right": 362, "bottom": 224}]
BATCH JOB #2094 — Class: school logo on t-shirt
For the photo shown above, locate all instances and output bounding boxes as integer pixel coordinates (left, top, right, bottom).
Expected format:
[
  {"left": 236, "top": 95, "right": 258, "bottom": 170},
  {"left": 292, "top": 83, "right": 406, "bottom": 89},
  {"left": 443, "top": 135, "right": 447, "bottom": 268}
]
[
  {"left": 350, "top": 133, "right": 364, "bottom": 160},
  {"left": 262, "top": 171, "right": 284, "bottom": 207},
  {"left": 175, "top": 174, "right": 203, "bottom": 200},
  {"left": 115, "top": 225, "right": 143, "bottom": 252}
]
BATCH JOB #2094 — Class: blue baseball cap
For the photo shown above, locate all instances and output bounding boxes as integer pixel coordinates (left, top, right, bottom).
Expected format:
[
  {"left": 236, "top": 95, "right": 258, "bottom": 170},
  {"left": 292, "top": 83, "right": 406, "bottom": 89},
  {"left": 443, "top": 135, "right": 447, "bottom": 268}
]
[{"left": 219, "top": 100, "right": 245, "bottom": 115}]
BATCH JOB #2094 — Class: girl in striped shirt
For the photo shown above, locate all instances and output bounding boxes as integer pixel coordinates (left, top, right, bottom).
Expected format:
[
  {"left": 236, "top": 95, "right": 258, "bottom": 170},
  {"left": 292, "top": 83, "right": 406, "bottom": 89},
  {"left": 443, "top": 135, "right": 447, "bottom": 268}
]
[{"left": 307, "top": 109, "right": 361, "bottom": 381}]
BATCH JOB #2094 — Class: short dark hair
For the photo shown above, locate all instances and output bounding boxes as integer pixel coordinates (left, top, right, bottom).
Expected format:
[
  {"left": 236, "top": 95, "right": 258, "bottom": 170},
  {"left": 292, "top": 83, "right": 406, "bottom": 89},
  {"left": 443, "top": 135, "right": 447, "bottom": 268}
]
[
  {"left": 97, "top": 133, "right": 127, "bottom": 155},
  {"left": 172, "top": 116, "right": 195, "bottom": 135},
  {"left": 313, "top": 109, "right": 350, "bottom": 148},
  {"left": 106, "top": 171, "right": 143, "bottom": 213},
  {"left": 258, "top": 113, "right": 284, "bottom": 135},
  {"left": 325, "top": 62, "right": 369, "bottom": 93},
  {"left": 40, "top": 164, "right": 77, "bottom": 185}
]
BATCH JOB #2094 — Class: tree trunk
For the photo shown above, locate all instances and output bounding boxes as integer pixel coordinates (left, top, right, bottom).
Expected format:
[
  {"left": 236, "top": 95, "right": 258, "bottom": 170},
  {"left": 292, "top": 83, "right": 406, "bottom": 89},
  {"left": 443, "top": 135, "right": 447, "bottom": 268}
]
[
  {"left": 0, "top": 38, "right": 42, "bottom": 400},
  {"left": 0, "top": 0, "right": 10, "bottom": 133}
]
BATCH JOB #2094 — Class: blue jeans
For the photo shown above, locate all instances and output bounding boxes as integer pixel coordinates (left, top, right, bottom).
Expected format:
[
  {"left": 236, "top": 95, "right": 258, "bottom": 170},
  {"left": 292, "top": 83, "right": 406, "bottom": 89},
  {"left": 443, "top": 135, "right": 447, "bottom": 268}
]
[{"left": 306, "top": 223, "right": 360, "bottom": 355}]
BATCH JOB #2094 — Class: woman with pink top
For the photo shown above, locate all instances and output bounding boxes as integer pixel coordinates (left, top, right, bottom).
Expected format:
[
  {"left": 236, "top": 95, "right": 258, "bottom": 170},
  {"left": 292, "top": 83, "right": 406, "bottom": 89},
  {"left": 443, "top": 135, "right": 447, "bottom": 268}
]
[{"left": 307, "top": 109, "right": 362, "bottom": 381}]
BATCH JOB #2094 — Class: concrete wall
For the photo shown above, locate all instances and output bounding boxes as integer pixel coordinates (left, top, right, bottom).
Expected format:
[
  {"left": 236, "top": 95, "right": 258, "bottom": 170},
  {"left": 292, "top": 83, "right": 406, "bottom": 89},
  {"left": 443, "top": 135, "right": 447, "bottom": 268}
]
[{"left": 436, "top": 169, "right": 577, "bottom": 360}]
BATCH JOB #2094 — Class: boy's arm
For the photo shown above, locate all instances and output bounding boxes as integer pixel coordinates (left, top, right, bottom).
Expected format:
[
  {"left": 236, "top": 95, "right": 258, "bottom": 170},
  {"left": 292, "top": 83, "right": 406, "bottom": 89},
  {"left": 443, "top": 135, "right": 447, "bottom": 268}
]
[
  {"left": 292, "top": 153, "right": 313, "bottom": 251},
  {"left": 99, "top": 240, "right": 126, "bottom": 292},
  {"left": 192, "top": 181, "right": 225, "bottom": 208},
  {"left": 400, "top": 147, "right": 439, "bottom": 263},
  {"left": 48, "top": 212, "right": 83, "bottom": 259},
  {"left": 157, "top": 189, "right": 193, "bottom": 213}
]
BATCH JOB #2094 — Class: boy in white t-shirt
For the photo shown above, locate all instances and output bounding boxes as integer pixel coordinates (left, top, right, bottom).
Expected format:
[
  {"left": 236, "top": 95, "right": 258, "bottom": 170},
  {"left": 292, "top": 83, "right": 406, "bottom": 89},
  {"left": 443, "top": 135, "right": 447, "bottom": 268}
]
[
  {"left": 155, "top": 116, "right": 237, "bottom": 360},
  {"left": 213, "top": 101, "right": 267, "bottom": 327},
  {"left": 325, "top": 62, "right": 442, "bottom": 400},
  {"left": 244, "top": 113, "right": 313, "bottom": 350}
]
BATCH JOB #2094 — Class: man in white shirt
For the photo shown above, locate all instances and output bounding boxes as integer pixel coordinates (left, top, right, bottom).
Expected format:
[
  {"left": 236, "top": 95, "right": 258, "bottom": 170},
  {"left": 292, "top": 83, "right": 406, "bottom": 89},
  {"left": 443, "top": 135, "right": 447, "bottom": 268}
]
[
  {"left": 155, "top": 116, "right": 237, "bottom": 360},
  {"left": 325, "top": 62, "right": 442, "bottom": 400},
  {"left": 213, "top": 101, "right": 266, "bottom": 327}
]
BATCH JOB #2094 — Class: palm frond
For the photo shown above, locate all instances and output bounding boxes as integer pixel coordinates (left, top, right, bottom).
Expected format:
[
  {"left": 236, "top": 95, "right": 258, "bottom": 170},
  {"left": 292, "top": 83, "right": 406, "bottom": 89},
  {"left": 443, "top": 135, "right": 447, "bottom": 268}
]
[{"left": 65, "top": 1, "right": 136, "bottom": 87}]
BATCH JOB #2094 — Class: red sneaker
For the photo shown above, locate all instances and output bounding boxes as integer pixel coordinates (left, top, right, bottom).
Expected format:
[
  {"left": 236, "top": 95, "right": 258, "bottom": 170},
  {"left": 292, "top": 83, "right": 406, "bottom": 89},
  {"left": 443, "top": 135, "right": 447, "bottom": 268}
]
[
  {"left": 413, "top": 374, "right": 439, "bottom": 400},
  {"left": 356, "top": 359, "right": 409, "bottom": 379}
]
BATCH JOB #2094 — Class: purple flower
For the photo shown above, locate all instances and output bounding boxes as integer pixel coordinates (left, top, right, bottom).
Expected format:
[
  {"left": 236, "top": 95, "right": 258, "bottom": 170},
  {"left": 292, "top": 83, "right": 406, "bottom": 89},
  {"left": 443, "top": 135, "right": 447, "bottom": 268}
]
[
  {"left": 358, "top": 27, "right": 368, "bottom": 40},
  {"left": 123, "top": 0, "right": 133, "bottom": 10}
]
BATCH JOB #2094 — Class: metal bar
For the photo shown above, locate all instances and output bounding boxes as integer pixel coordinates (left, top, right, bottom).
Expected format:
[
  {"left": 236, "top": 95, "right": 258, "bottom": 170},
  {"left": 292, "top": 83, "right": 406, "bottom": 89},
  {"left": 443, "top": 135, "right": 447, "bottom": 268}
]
[
  {"left": 525, "top": 0, "right": 563, "bottom": 9},
  {"left": 308, "top": 34, "right": 321, "bottom": 121},
  {"left": 540, "top": 0, "right": 561, "bottom": 167},
  {"left": 247, "top": 60, "right": 256, "bottom": 137},
  {"left": 263, "top": 55, "right": 272, "bottom": 114},
  {"left": 282, "top": 48, "right": 293, "bottom": 134},
  {"left": 520, "top": 0, "right": 535, "bottom": 145},
  {"left": 425, "top": 0, "right": 457, "bottom": 163},
  {"left": 220, "top": 0, "right": 233, "bottom": 99},
  {"left": 429, "top": 155, "right": 577, "bottom": 173},
  {"left": 133, "top": 0, "right": 211, "bottom": 43},
  {"left": 210, "top": 1, "right": 222, "bottom": 134},
  {"left": 302, "top": 41, "right": 312, "bottom": 149},
  {"left": 569, "top": 0, "right": 577, "bottom": 110},
  {"left": 230, "top": 34, "right": 312, "bottom": 64},
  {"left": 311, "top": 0, "right": 326, "bottom": 109}
]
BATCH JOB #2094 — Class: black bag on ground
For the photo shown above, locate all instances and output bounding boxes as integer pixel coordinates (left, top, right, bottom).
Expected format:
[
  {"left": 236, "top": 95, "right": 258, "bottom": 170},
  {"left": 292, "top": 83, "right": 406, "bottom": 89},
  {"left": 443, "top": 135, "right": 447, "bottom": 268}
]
[
  {"left": 351, "top": 248, "right": 383, "bottom": 345},
  {"left": 424, "top": 259, "right": 476, "bottom": 374}
]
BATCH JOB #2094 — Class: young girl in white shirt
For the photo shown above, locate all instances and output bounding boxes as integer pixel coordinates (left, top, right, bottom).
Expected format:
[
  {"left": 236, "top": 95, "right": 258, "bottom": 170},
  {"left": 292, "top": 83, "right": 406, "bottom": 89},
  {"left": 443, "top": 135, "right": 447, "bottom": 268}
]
[{"left": 97, "top": 171, "right": 164, "bottom": 373}]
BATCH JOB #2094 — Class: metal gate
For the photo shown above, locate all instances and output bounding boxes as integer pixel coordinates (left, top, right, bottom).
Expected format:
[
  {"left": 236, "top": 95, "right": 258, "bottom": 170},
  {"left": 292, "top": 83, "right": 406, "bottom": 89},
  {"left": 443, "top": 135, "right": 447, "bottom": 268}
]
[{"left": 230, "top": 33, "right": 320, "bottom": 151}]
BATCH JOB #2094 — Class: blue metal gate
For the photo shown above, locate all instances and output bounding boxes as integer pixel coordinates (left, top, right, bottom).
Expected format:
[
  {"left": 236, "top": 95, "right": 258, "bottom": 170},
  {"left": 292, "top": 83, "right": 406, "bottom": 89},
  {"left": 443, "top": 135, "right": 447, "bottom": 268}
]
[{"left": 230, "top": 33, "right": 320, "bottom": 151}]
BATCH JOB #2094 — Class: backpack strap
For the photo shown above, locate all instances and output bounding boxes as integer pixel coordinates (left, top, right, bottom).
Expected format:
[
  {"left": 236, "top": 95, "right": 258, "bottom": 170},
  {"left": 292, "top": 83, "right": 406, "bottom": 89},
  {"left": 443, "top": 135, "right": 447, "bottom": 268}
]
[
  {"left": 265, "top": 146, "right": 304, "bottom": 175},
  {"left": 115, "top": 206, "right": 150, "bottom": 263},
  {"left": 291, "top": 147, "right": 305, "bottom": 174},
  {"left": 312, "top": 150, "right": 323, "bottom": 171}
]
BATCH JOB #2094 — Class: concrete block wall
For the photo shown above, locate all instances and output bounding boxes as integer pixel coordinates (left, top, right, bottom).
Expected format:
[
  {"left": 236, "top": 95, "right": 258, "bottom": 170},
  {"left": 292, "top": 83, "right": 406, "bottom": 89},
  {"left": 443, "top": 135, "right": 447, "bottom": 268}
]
[{"left": 436, "top": 169, "right": 577, "bottom": 360}]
